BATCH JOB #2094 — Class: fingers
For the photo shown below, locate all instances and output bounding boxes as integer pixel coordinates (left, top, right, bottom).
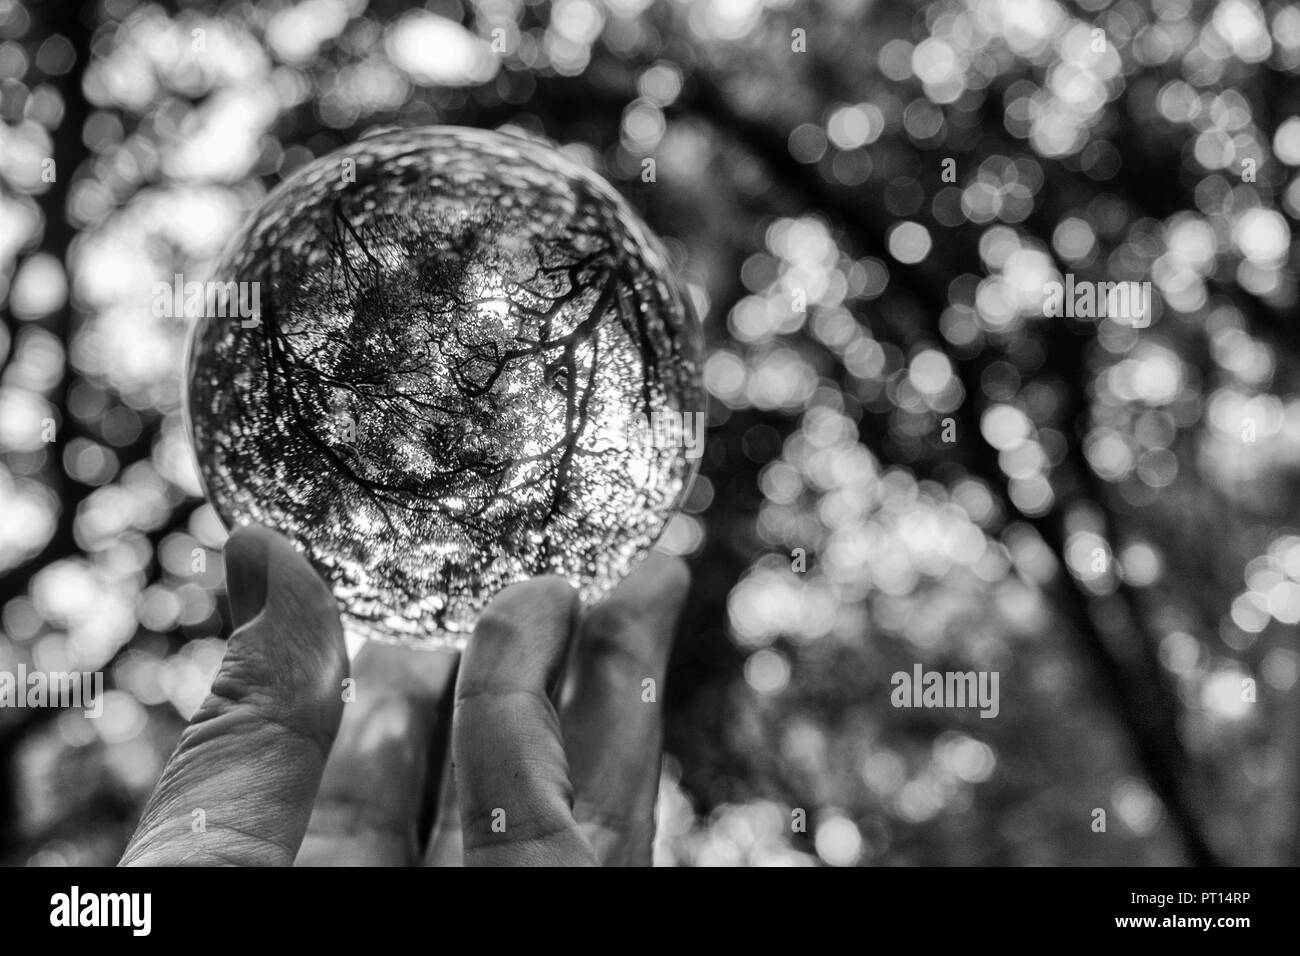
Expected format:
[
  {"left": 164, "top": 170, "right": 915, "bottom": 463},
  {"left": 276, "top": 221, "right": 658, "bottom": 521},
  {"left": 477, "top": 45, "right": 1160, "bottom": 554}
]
[
  {"left": 452, "top": 578, "right": 597, "bottom": 866},
  {"left": 119, "top": 525, "right": 348, "bottom": 867},
  {"left": 295, "top": 644, "right": 458, "bottom": 866},
  {"left": 560, "top": 553, "right": 690, "bottom": 865},
  {"left": 422, "top": 752, "right": 462, "bottom": 866}
]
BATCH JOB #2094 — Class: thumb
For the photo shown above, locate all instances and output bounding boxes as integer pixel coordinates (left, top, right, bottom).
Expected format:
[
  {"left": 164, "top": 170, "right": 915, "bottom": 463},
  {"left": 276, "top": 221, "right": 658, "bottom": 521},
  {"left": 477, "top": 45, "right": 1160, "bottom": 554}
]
[
  {"left": 453, "top": 578, "right": 597, "bottom": 866},
  {"left": 120, "top": 524, "right": 348, "bottom": 866}
]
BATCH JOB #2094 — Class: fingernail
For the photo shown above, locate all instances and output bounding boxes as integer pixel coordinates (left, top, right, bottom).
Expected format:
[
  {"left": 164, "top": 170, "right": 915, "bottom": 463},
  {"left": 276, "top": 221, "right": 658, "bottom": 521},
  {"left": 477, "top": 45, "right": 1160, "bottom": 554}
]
[{"left": 224, "top": 524, "right": 272, "bottom": 627}]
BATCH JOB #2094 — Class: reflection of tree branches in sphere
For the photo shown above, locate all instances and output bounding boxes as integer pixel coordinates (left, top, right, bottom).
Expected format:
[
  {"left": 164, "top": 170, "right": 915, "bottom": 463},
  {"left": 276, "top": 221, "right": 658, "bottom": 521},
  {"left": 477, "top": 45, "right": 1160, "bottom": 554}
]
[{"left": 188, "top": 128, "right": 703, "bottom": 645}]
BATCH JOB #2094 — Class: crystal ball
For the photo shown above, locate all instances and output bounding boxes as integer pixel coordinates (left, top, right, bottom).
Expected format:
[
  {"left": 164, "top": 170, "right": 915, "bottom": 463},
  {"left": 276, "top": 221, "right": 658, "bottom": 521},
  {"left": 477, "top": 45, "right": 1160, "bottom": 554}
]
[{"left": 186, "top": 127, "right": 703, "bottom": 648}]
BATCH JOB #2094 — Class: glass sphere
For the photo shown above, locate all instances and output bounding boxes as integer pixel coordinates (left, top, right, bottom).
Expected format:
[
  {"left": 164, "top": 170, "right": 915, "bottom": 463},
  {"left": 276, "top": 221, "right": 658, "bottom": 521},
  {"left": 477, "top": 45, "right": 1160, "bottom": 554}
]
[{"left": 186, "top": 127, "right": 703, "bottom": 648}]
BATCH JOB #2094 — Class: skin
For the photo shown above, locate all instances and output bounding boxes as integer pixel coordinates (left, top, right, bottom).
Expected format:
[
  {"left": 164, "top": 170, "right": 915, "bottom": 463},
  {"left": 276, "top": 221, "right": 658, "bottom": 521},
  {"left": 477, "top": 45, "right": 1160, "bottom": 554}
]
[{"left": 118, "top": 523, "right": 690, "bottom": 867}]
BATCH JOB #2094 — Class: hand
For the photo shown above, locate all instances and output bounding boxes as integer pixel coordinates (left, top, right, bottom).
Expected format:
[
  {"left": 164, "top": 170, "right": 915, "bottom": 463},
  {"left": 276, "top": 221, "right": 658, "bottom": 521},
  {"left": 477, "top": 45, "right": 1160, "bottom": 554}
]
[{"left": 118, "top": 524, "right": 690, "bottom": 866}]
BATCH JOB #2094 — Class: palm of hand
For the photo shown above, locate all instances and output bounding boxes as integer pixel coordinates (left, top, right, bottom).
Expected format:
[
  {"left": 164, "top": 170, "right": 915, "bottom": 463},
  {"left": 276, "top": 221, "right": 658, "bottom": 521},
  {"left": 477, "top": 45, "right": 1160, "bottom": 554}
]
[{"left": 119, "top": 525, "right": 688, "bottom": 867}]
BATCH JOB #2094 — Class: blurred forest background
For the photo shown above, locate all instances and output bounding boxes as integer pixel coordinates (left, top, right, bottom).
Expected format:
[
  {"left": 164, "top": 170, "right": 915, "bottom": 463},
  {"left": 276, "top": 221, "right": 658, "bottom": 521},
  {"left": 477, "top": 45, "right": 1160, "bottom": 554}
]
[{"left": 2, "top": 0, "right": 1300, "bottom": 866}]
